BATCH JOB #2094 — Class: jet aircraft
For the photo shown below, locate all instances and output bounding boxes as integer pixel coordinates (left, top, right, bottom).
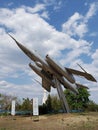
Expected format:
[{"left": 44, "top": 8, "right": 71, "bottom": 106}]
[{"left": 9, "top": 34, "right": 97, "bottom": 112}]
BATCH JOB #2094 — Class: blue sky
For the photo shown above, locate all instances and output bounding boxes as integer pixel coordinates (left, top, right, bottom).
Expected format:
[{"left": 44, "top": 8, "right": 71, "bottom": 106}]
[{"left": 0, "top": 0, "right": 98, "bottom": 104}]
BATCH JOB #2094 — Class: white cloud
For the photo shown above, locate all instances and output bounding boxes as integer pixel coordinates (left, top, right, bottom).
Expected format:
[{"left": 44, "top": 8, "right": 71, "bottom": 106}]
[
  {"left": 0, "top": 6, "right": 94, "bottom": 77},
  {"left": 59, "top": 39, "right": 92, "bottom": 65},
  {"left": 40, "top": 11, "right": 49, "bottom": 19},
  {"left": 0, "top": 80, "right": 43, "bottom": 102},
  {"left": 89, "top": 91, "right": 98, "bottom": 104},
  {"left": 91, "top": 50, "right": 98, "bottom": 72},
  {"left": 53, "top": 1, "right": 62, "bottom": 11},
  {"left": 8, "top": 2, "right": 13, "bottom": 7},
  {"left": 0, "top": 6, "right": 91, "bottom": 60},
  {"left": 85, "top": 2, "right": 98, "bottom": 21},
  {"left": 62, "top": 12, "right": 88, "bottom": 38},
  {"left": 92, "top": 49, "right": 98, "bottom": 61},
  {"left": 89, "top": 32, "right": 98, "bottom": 37},
  {"left": 23, "top": 4, "right": 46, "bottom": 13},
  {"left": 90, "top": 49, "right": 98, "bottom": 78},
  {"left": 43, "top": 0, "right": 57, "bottom": 5},
  {"left": 43, "top": 0, "right": 62, "bottom": 11},
  {"left": 0, "top": 3, "right": 97, "bottom": 103},
  {"left": 84, "top": 2, "right": 88, "bottom": 6},
  {"left": 90, "top": 87, "right": 98, "bottom": 92},
  {"left": 62, "top": 2, "right": 98, "bottom": 38}
]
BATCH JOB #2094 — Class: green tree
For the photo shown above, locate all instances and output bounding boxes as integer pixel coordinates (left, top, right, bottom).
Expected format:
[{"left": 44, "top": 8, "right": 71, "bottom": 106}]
[
  {"left": 21, "top": 98, "right": 32, "bottom": 111},
  {"left": 51, "top": 95, "right": 62, "bottom": 113},
  {"left": 45, "top": 94, "right": 52, "bottom": 113},
  {"left": 64, "top": 88, "right": 90, "bottom": 111},
  {"left": 15, "top": 98, "right": 23, "bottom": 111},
  {"left": 87, "top": 100, "right": 98, "bottom": 112},
  {"left": 43, "top": 94, "right": 62, "bottom": 113},
  {"left": 0, "top": 93, "right": 17, "bottom": 111},
  {"left": 39, "top": 104, "right": 47, "bottom": 114}
]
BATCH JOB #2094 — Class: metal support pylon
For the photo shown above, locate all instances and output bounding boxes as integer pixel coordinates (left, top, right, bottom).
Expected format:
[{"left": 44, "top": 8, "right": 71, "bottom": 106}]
[{"left": 55, "top": 78, "right": 70, "bottom": 113}]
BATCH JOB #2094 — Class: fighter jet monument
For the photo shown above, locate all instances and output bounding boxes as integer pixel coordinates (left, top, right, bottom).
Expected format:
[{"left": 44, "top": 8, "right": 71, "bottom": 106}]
[{"left": 9, "top": 34, "right": 97, "bottom": 113}]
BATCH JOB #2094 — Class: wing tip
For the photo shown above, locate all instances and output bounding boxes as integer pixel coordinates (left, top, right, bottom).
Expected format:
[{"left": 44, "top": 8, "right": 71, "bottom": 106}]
[{"left": 85, "top": 74, "right": 97, "bottom": 82}]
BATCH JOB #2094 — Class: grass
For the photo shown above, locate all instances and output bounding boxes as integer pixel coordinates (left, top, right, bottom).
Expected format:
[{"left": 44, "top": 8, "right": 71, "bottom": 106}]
[{"left": 0, "top": 112, "right": 98, "bottom": 130}]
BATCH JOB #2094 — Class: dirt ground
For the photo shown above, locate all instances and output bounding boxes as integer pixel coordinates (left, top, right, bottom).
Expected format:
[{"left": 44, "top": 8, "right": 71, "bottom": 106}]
[{"left": 0, "top": 112, "right": 98, "bottom": 130}]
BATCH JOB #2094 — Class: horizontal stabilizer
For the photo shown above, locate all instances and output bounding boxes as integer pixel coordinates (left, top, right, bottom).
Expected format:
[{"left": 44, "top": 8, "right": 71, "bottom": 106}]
[{"left": 76, "top": 83, "right": 88, "bottom": 89}]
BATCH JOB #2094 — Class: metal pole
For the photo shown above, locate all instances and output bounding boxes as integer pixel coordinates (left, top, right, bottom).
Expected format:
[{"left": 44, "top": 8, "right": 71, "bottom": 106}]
[{"left": 55, "top": 78, "right": 70, "bottom": 113}]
